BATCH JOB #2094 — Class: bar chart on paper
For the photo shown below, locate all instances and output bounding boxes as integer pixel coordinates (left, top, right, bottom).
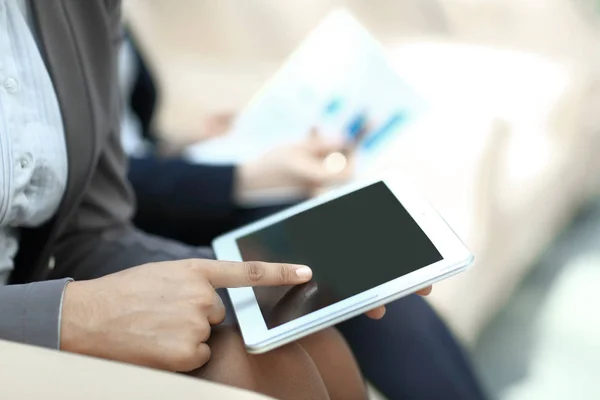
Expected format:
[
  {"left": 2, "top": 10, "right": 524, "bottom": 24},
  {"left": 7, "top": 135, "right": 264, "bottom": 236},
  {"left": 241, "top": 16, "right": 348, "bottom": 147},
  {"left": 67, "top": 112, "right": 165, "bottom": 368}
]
[{"left": 184, "top": 10, "right": 428, "bottom": 175}]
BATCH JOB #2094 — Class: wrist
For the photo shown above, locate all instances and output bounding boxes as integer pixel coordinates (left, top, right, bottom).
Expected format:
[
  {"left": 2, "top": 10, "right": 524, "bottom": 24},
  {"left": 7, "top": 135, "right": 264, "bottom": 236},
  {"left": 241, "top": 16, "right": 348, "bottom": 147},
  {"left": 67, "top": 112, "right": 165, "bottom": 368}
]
[
  {"left": 59, "top": 280, "right": 96, "bottom": 354},
  {"left": 235, "top": 160, "right": 267, "bottom": 199}
]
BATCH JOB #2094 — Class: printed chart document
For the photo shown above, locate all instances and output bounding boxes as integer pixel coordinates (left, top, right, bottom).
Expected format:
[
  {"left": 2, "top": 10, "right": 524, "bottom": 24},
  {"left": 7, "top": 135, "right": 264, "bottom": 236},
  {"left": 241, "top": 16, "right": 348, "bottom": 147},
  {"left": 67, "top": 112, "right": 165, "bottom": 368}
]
[{"left": 184, "top": 10, "right": 428, "bottom": 203}]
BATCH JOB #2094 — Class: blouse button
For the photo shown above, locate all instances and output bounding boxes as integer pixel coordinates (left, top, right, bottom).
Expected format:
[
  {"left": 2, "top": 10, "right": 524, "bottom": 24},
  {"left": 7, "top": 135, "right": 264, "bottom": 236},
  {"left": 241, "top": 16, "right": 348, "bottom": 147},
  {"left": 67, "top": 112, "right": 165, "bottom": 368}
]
[
  {"left": 4, "top": 77, "right": 18, "bottom": 94},
  {"left": 19, "top": 153, "right": 33, "bottom": 169}
]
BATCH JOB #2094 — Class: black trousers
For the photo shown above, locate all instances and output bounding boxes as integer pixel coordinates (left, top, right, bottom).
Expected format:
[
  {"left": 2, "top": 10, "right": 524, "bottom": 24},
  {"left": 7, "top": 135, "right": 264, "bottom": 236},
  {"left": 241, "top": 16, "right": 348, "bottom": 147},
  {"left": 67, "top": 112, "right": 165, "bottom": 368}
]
[{"left": 133, "top": 204, "right": 487, "bottom": 400}]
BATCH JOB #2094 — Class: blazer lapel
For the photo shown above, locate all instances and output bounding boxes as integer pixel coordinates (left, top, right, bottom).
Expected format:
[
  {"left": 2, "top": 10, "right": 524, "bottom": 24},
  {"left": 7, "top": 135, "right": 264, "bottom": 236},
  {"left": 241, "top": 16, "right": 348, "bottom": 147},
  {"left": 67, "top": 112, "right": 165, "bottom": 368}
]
[
  {"left": 29, "top": 0, "right": 97, "bottom": 220},
  {"left": 10, "top": 0, "right": 100, "bottom": 283}
]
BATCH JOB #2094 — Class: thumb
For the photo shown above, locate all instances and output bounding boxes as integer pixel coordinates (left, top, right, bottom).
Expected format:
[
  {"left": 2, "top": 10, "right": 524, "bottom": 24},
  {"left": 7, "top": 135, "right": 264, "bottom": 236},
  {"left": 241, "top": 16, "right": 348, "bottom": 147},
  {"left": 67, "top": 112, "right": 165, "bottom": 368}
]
[
  {"left": 299, "top": 158, "right": 337, "bottom": 186},
  {"left": 301, "top": 151, "right": 353, "bottom": 187}
]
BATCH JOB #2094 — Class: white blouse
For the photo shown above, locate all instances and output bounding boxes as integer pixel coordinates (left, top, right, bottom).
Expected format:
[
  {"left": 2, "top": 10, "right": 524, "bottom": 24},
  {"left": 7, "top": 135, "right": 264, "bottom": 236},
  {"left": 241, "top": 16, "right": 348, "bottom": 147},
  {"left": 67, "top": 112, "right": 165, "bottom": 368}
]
[{"left": 0, "top": 0, "right": 68, "bottom": 283}]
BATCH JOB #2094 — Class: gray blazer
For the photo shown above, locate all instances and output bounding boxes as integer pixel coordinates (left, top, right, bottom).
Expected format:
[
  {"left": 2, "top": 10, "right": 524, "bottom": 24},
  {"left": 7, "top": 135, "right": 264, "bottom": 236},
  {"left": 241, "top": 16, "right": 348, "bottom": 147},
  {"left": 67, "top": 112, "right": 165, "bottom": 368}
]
[{"left": 0, "top": 0, "right": 212, "bottom": 348}]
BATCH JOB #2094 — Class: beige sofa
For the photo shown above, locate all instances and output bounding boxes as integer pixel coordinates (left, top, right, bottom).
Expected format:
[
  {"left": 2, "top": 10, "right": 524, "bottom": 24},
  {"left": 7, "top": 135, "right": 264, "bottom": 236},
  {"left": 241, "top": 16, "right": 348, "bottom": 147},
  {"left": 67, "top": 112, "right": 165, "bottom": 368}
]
[
  {"left": 125, "top": 0, "right": 600, "bottom": 344},
  {"left": 381, "top": 41, "right": 600, "bottom": 342},
  {"left": 0, "top": 340, "right": 272, "bottom": 399}
]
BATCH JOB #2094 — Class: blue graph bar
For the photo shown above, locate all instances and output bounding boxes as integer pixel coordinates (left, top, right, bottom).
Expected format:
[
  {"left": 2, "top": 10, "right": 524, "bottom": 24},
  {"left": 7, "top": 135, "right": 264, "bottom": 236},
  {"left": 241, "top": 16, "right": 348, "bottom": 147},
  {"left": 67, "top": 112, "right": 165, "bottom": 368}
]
[{"left": 361, "top": 112, "right": 406, "bottom": 150}]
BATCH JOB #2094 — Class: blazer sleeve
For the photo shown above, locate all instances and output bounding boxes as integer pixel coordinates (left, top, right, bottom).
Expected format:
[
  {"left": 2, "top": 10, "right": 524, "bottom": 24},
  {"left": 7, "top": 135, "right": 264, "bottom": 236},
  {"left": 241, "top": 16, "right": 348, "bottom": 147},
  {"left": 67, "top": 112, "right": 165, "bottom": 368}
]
[
  {"left": 128, "top": 156, "right": 237, "bottom": 223},
  {"left": 0, "top": 279, "right": 72, "bottom": 349},
  {"left": 50, "top": 2, "right": 215, "bottom": 280}
]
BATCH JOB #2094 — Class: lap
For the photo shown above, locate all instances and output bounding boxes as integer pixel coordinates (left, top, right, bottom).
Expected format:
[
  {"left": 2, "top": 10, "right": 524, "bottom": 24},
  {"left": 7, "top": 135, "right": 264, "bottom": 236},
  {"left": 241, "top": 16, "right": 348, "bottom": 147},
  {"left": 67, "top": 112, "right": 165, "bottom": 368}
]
[
  {"left": 191, "top": 326, "right": 328, "bottom": 400},
  {"left": 191, "top": 326, "right": 366, "bottom": 400}
]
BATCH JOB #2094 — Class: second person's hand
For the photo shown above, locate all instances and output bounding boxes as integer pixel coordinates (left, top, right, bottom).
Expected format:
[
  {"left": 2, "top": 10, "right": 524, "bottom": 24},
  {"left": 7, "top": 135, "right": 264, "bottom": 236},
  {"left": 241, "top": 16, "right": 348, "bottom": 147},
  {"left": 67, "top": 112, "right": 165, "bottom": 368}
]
[{"left": 235, "top": 132, "right": 352, "bottom": 199}]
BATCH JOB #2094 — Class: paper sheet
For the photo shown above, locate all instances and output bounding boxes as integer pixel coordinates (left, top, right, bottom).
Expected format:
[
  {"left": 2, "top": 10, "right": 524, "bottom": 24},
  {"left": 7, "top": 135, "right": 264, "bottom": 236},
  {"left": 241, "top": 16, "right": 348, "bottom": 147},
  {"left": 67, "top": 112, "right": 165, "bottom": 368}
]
[{"left": 183, "top": 10, "right": 427, "bottom": 175}]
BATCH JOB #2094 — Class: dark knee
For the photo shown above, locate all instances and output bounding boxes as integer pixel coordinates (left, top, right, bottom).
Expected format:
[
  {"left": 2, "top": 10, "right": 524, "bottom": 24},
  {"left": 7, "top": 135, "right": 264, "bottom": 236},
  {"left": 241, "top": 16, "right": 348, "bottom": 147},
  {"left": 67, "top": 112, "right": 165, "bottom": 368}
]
[{"left": 188, "top": 326, "right": 258, "bottom": 390}]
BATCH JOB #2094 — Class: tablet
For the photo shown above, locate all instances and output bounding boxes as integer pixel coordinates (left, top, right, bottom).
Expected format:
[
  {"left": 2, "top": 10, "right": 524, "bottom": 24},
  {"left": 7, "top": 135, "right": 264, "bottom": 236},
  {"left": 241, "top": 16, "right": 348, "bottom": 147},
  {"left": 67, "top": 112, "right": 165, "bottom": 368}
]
[{"left": 213, "top": 175, "right": 473, "bottom": 353}]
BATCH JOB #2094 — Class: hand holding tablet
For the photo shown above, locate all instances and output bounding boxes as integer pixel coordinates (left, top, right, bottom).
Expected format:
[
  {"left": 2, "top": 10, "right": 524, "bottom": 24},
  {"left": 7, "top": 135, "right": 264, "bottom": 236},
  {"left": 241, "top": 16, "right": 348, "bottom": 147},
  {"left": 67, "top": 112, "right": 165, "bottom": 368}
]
[{"left": 214, "top": 174, "right": 473, "bottom": 353}]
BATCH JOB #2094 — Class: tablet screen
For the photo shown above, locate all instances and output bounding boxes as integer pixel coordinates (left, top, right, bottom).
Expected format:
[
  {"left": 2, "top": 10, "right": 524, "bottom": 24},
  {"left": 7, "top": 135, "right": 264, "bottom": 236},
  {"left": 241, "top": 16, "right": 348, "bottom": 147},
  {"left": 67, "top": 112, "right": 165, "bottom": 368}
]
[{"left": 237, "top": 181, "right": 442, "bottom": 329}]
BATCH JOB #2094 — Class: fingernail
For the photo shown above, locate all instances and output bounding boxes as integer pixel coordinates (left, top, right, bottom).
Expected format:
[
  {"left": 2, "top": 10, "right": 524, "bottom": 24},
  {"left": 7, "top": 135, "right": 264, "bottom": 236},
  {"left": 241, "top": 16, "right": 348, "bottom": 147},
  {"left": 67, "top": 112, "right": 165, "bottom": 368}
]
[{"left": 295, "top": 266, "right": 312, "bottom": 279}]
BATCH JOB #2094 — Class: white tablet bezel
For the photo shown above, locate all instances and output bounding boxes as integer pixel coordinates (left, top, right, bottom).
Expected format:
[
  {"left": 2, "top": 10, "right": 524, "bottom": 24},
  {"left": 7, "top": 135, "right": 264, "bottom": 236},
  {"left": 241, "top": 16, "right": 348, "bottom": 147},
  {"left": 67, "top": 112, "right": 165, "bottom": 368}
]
[{"left": 213, "top": 173, "right": 473, "bottom": 353}]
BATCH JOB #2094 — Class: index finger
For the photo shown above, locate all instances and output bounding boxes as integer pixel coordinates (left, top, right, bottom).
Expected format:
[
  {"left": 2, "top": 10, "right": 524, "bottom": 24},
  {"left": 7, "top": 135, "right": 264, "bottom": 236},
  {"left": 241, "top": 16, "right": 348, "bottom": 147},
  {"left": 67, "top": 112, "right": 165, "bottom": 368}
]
[{"left": 202, "top": 261, "right": 313, "bottom": 289}]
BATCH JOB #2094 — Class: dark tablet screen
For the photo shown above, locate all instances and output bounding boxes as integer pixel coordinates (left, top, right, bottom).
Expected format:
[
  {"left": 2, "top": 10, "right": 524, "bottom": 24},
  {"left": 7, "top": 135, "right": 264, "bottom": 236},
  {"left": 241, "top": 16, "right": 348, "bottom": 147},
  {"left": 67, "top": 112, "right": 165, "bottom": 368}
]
[{"left": 237, "top": 181, "right": 442, "bottom": 329}]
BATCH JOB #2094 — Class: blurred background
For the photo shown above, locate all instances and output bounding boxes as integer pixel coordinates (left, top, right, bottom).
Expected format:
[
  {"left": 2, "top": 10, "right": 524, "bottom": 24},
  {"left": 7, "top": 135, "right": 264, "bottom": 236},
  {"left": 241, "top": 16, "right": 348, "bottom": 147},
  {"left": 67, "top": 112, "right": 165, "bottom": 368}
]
[{"left": 123, "top": 1, "right": 600, "bottom": 398}]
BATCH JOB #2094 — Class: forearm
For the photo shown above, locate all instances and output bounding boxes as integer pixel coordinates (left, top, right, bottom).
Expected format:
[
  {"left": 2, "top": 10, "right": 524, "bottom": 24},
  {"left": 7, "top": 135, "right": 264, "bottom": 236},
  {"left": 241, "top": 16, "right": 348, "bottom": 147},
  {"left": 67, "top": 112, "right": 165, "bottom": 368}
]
[{"left": 0, "top": 278, "right": 72, "bottom": 349}]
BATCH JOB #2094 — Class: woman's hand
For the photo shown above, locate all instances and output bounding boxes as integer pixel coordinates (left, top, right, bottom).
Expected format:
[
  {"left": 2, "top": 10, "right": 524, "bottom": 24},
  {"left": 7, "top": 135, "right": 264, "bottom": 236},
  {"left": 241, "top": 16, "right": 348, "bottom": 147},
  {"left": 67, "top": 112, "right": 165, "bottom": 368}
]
[
  {"left": 235, "top": 133, "right": 352, "bottom": 198},
  {"left": 60, "top": 259, "right": 313, "bottom": 372}
]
